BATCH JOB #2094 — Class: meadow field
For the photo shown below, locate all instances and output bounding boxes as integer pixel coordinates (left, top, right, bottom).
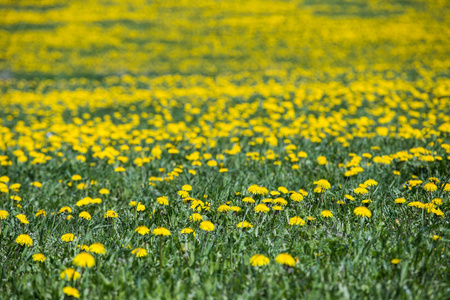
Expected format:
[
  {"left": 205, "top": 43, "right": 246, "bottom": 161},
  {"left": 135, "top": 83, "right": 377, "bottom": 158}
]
[{"left": 0, "top": 0, "right": 449, "bottom": 299}]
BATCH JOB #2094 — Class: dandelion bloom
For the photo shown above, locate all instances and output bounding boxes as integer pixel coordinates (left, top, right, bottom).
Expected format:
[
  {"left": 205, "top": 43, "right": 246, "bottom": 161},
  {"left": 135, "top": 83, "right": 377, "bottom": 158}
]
[
  {"left": 182, "top": 185, "right": 192, "bottom": 191},
  {"left": 249, "top": 254, "right": 270, "bottom": 267},
  {"left": 432, "top": 198, "right": 443, "bottom": 205},
  {"left": 135, "top": 226, "right": 150, "bottom": 235},
  {"left": 58, "top": 206, "right": 72, "bottom": 214},
  {"left": 217, "top": 204, "right": 231, "bottom": 212},
  {"left": 354, "top": 187, "right": 369, "bottom": 195},
  {"left": 16, "top": 214, "right": 29, "bottom": 224},
  {"left": 153, "top": 227, "right": 171, "bottom": 236},
  {"left": 32, "top": 253, "right": 46, "bottom": 262},
  {"left": 189, "top": 213, "right": 203, "bottom": 221},
  {"left": 289, "top": 216, "right": 306, "bottom": 226},
  {"left": 114, "top": 167, "right": 126, "bottom": 172},
  {"left": 423, "top": 182, "right": 438, "bottom": 192},
  {"left": 433, "top": 235, "right": 442, "bottom": 241},
  {"left": 395, "top": 198, "right": 406, "bottom": 204},
  {"left": 104, "top": 210, "right": 118, "bottom": 218},
  {"left": 290, "top": 193, "right": 303, "bottom": 202},
  {"left": 0, "top": 210, "right": 9, "bottom": 220},
  {"left": 314, "top": 179, "right": 331, "bottom": 190},
  {"left": 254, "top": 204, "right": 270, "bottom": 213},
  {"left": 157, "top": 196, "right": 169, "bottom": 205},
  {"left": 73, "top": 252, "right": 95, "bottom": 268},
  {"left": 230, "top": 206, "right": 241, "bottom": 212},
  {"left": 321, "top": 210, "right": 333, "bottom": 218},
  {"left": 242, "top": 197, "right": 255, "bottom": 203},
  {"left": 76, "top": 197, "right": 91, "bottom": 207},
  {"left": 35, "top": 209, "right": 46, "bottom": 217},
  {"left": 61, "top": 233, "right": 76, "bottom": 242},
  {"left": 199, "top": 221, "right": 215, "bottom": 231},
  {"left": 63, "top": 287, "right": 80, "bottom": 298},
  {"left": 306, "top": 216, "right": 315, "bottom": 221},
  {"left": 99, "top": 188, "right": 110, "bottom": 195},
  {"left": 275, "top": 253, "right": 296, "bottom": 267},
  {"left": 278, "top": 186, "right": 289, "bottom": 194},
  {"left": 391, "top": 258, "right": 401, "bottom": 264},
  {"left": 180, "top": 228, "right": 195, "bottom": 235},
  {"left": 79, "top": 211, "right": 91, "bottom": 220},
  {"left": 60, "top": 268, "right": 81, "bottom": 280},
  {"left": 364, "top": 179, "right": 378, "bottom": 187},
  {"left": 237, "top": 221, "right": 253, "bottom": 228},
  {"left": 408, "top": 201, "right": 424, "bottom": 209},
  {"left": 30, "top": 181, "right": 42, "bottom": 188},
  {"left": 16, "top": 234, "right": 33, "bottom": 247},
  {"left": 131, "top": 247, "right": 148, "bottom": 258},
  {"left": 317, "top": 156, "right": 327, "bottom": 165},
  {"left": 89, "top": 243, "right": 106, "bottom": 255},
  {"left": 71, "top": 175, "right": 82, "bottom": 181},
  {"left": 272, "top": 205, "right": 283, "bottom": 211},
  {"left": 136, "top": 203, "right": 146, "bottom": 211},
  {"left": 354, "top": 207, "right": 372, "bottom": 218}
]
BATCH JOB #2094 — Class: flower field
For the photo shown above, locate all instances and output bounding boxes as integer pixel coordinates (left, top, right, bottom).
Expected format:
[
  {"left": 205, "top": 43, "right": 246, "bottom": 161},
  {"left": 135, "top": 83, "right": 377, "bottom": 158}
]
[{"left": 1, "top": 0, "right": 450, "bottom": 299}]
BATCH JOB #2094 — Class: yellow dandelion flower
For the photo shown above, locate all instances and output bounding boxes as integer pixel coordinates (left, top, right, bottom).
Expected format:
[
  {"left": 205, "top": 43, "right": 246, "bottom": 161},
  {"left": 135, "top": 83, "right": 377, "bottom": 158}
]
[
  {"left": 321, "top": 210, "right": 333, "bottom": 218},
  {"left": 58, "top": 206, "right": 72, "bottom": 214},
  {"left": 152, "top": 227, "right": 171, "bottom": 236},
  {"left": 395, "top": 198, "right": 406, "bottom": 204},
  {"left": 391, "top": 259, "right": 401, "bottom": 264},
  {"left": 73, "top": 252, "right": 95, "bottom": 268},
  {"left": 60, "top": 268, "right": 81, "bottom": 280},
  {"left": 199, "top": 221, "right": 215, "bottom": 231},
  {"left": 182, "top": 185, "right": 192, "bottom": 191},
  {"left": 135, "top": 226, "right": 150, "bottom": 235},
  {"left": 104, "top": 210, "right": 118, "bottom": 218},
  {"left": 290, "top": 193, "right": 303, "bottom": 202},
  {"left": 16, "top": 214, "right": 29, "bottom": 224},
  {"left": 131, "top": 247, "right": 147, "bottom": 258},
  {"left": 242, "top": 197, "right": 255, "bottom": 203},
  {"left": 35, "top": 209, "right": 46, "bottom": 217},
  {"left": 423, "top": 182, "right": 438, "bottom": 192},
  {"left": 79, "top": 211, "right": 91, "bottom": 220},
  {"left": 275, "top": 253, "right": 296, "bottom": 267},
  {"left": 15, "top": 234, "right": 33, "bottom": 247},
  {"left": 254, "top": 204, "right": 270, "bottom": 213},
  {"left": 71, "top": 175, "right": 82, "bottom": 181},
  {"left": 63, "top": 286, "right": 80, "bottom": 298},
  {"left": 99, "top": 188, "right": 110, "bottom": 195},
  {"left": 217, "top": 204, "right": 231, "bottom": 212},
  {"left": 354, "top": 207, "right": 372, "bottom": 218},
  {"left": 61, "top": 233, "right": 76, "bottom": 242},
  {"left": 249, "top": 254, "right": 270, "bottom": 267},
  {"left": 433, "top": 235, "right": 442, "bottom": 241},
  {"left": 289, "top": 216, "right": 306, "bottom": 226},
  {"left": 189, "top": 213, "right": 203, "bottom": 221},
  {"left": 0, "top": 210, "right": 9, "bottom": 220},
  {"left": 32, "top": 253, "right": 46, "bottom": 262},
  {"left": 364, "top": 179, "right": 378, "bottom": 187},
  {"left": 237, "top": 221, "right": 253, "bottom": 228},
  {"left": 180, "top": 228, "right": 195, "bottom": 236},
  {"left": 89, "top": 243, "right": 106, "bottom": 255}
]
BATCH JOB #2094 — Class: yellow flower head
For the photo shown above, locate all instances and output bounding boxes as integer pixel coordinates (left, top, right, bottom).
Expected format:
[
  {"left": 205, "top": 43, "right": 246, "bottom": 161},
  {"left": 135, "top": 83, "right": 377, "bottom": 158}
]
[
  {"left": 60, "top": 268, "right": 81, "bottom": 280},
  {"left": 61, "top": 233, "right": 76, "bottom": 242},
  {"left": 353, "top": 206, "right": 372, "bottom": 218},
  {"left": 254, "top": 204, "right": 270, "bottom": 213},
  {"left": 152, "top": 227, "right": 171, "bottom": 236},
  {"left": 32, "top": 253, "right": 46, "bottom": 262},
  {"left": 104, "top": 210, "right": 118, "bottom": 218},
  {"left": 249, "top": 254, "right": 270, "bottom": 267},
  {"left": 16, "top": 214, "right": 29, "bottom": 224},
  {"left": 275, "top": 253, "right": 296, "bottom": 267},
  {"left": 321, "top": 210, "right": 333, "bottom": 218},
  {"left": 237, "top": 221, "right": 253, "bottom": 228},
  {"left": 89, "top": 243, "right": 106, "bottom": 255},
  {"left": 199, "top": 221, "right": 215, "bottom": 231},
  {"left": 79, "top": 211, "right": 91, "bottom": 220},
  {"left": 73, "top": 252, "right": 95, "bottom": 268},
  {"left": 131, "top": 247, "right": 148, "bottom": 258},
  {"left": 63, "top": 286, "right": 80, "bottom": 298},
  {"left": 289, "top": 216, "right": 306, "bottom": 226},
  {"left": 16, "top": 234, "right": 33, "bottom": 247},
  {"left": 135, "top": 226, "right": 150, "bottom": 235},
  {"left": 0, "top": 210, "right": 9, "bottom": 220}
]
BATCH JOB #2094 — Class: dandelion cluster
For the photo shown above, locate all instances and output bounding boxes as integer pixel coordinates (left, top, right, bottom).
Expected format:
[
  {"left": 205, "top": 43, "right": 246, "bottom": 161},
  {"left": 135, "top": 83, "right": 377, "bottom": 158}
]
[{"left": 0, "top": 0, "right": 449, "bottom": 298}]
